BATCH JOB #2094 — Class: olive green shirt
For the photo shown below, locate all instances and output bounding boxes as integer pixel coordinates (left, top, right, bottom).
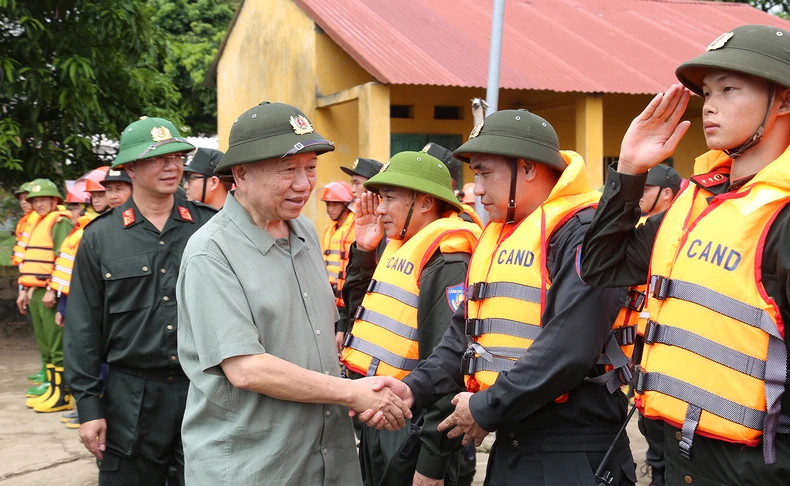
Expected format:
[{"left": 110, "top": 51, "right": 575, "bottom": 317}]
[
  {"left": 177, "top": 193, "right": 361, "bottom": 486},
  {"left": 63, "top": 196, "right": 216, "bottom": 423}
]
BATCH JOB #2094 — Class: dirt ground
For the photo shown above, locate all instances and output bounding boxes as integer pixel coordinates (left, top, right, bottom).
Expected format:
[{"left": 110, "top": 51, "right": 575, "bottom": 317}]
[{"left": 0, "top": 339, "right": 651, "bottom": 485}]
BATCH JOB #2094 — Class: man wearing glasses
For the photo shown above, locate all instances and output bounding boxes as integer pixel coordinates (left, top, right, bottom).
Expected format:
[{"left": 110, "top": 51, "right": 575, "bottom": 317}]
[
  {"left": 64, "top": 117, "right": 217, "bottom": 485},
  {"left": 183, "top": 148, "right": 231, "bottom": 210}
]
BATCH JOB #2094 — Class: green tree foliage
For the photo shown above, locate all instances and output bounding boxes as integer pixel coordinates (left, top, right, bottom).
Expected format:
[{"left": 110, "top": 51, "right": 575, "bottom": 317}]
[
  {"left": 149, "top": 0, "right": 236, "bottom": 135},
  {"left": 0, "top": 0, "right": 185, "bottom": 188},
  {"left": 712, "top": 0, "right": 789, "bottom": 17}
]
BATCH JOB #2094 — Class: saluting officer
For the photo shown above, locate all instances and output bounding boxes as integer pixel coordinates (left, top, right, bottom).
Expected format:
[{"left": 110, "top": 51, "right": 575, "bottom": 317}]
[
  {"left": 182, "top": 148, "right": 229, "bottom": 209},
  {"left": 64, "top": 117, "right": 216, "bottom": 485},
  {"left": 581, "top": 24, "right": 790, "bottom": 485}
]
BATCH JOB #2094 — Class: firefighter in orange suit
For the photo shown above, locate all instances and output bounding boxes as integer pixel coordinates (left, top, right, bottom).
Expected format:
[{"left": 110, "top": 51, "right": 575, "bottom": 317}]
[
  {"left": 341, "top": 151, "right": 482, "bottom": 486},
  {"left": 320, "top": 181, "right": 357, "bottom": 353},
  {"left": 17, "top": 179, "right": 74, "bottom": 413}
]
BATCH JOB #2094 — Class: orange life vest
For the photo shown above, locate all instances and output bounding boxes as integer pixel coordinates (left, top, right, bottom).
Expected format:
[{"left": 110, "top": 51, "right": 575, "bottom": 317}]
[
  {"left": 463, "top": 152, "right": 603, "bottom": 393},
  {"left": 18, "top": 209, "right": 72, "bottom": 288},
  {"left": 341, "top": 214, "right": 481, "bottom": 380},
  {"left": 49, "top": 216, "right": 92, "bottom": 296},
  {"left": 322, "top": 211, "right": 356, "bottom": 307},
  {"left": 636, "top": 149, "right": 789, "bottom": 465},
  {"left": 12, "top": 211, "right": 40, "bottom": 267}
]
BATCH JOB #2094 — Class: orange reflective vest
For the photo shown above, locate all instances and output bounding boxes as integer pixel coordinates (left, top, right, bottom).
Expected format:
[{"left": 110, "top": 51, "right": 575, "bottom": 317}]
[
  {"left": 322, "top": 212, "right": 356, "bottom": 307},
  {"left": 637, "top": 149, "right": 790, "bottom": 465},
  {"left": 49, "top": 216, "right": 92, "bottom": 296},
  {"left": 463, "top": 152, "right": 604, "bottom": 393},
  {"left": 341, "top": 214, "right": 481, "bottom": 380},
  {"left": 12, "top": 211, "right": 40, "bottom": 266},
  {"left": 18, "top": 209, "right": 72, "bottom": 288}
]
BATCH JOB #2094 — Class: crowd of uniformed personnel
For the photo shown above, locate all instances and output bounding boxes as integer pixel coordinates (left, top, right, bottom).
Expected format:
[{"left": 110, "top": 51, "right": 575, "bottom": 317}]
[{"left": 7, "top": 23, "right": 790, "bottom": 486}]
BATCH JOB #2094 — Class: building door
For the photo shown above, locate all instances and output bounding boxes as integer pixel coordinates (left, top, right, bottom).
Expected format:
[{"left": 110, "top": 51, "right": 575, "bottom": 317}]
[{"left": 390, "top": 134, "right": 463, "bottom": 156}]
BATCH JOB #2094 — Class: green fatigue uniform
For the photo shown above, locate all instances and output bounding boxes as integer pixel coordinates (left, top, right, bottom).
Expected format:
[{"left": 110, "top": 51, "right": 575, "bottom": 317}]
[
  {"left": 176, "top": 101, "right": 361, "bottom": 485},
  {"left": 341, "top": 152, "right": 479, "bottom": 486},
  {"left": 581, "top": 25, "right": 790, "bottom": 486},
  {"left": 63, "top": 117, "right": 216, "bottom": 485}
]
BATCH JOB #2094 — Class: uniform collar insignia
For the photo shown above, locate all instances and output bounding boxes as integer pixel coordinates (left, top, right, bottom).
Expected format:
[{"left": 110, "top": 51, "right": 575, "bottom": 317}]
[
  {"left": 178, "top": 206, "right": 193, "bottom": 222},
  {"left": 122, "top": 208, "right": 136, "bottom": 227},
  {"left": 691, "top": 167, "right": 730, "bottom": 189},
  {"left": 289, "top": 115, "right": 314, "bottom": 135}
]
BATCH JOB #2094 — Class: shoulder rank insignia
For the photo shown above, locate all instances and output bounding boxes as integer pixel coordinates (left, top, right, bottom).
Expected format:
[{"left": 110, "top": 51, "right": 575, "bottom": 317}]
[
  {"left": 178, "top": 206, "right": 193, "bottom": 222},
  {"left": 445, "top": 283, "right": 465, "bottom": 313},
  {"left": 289, "top": 115, "right": 314, "bottom": 135},
  {"left": 122, "top": 208, "right": 135, "bottom": 227}
]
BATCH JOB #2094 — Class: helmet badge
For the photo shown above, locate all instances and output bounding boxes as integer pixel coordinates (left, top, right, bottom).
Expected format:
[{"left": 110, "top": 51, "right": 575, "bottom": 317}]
[
  {"left": 706, "top": 32, "right": 733, "bottom": 52},
  {"left": 151, "top": 126, "right": 173, "bottom": 142},
  {"left": 290, "top": 115, "right": 314, "bottom": 135},
  {"left": 380, "top": 161, "right": 390, "bottom": 173},
  {"left": 469, "top": 120, "right": 484, "bottom": 139}
]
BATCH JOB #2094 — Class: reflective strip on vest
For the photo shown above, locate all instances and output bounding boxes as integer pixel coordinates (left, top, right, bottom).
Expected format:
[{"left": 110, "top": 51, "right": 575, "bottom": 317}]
[
  {"left": 465, "top": 317, "right": 541, "bottom": 340},
  {"left": 368, "top": 280, "right": 420, "bottom": 308},
  {"left": 467, "top": 281, "right": 541, "bottom": 303},
  {"left": 354, "top": 307, "right": 418, "bottom": 341},
  {"left": 344, "top": 335, "right": 419, "bottom": 372}
]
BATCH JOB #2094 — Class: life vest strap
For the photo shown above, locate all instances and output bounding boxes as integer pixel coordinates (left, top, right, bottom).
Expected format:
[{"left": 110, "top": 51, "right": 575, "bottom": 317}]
[
  {"left": 343, "top": 335, "right": 419, "bottom": 374},
  {"left": 650, "top": 277, "right": 776, "bottom": 336},
  {"left": 635, "top": 369, "right": 766, "bottom": 434},
  {"left": 58, "top": 253, "right": 75, "bottom": 262},
  {"left": 589, "top": 330, "right": 634, "bottom": 393},
  {"left": 644, "top": 320, "right": 766, "bottom": 380},
  {"left": 464, "top": 317, "right": 541, "bottom": 340},
  {"left": 367, "top": 279, "right": 420, "bottom": 308},
  {"left": 624, "top": 288, "right": 646, "bottom": 312},
  {"left": 354, "top": 307, "right": 419, "bottom": 341},
  {"left": 461, "top": 354, "right": 516, "bottom": 375},
  {"left": 466, "top": 281, "right": 541, "bottom": 303}
]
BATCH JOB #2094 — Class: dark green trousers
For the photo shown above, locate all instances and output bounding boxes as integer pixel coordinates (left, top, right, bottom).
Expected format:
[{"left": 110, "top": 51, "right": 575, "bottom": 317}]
[
  {"left": 97, "top": 367, "right": 188, "bottom": 486},
  {"left": 29, "top": 288, "right": 63, "bottom": 367}
]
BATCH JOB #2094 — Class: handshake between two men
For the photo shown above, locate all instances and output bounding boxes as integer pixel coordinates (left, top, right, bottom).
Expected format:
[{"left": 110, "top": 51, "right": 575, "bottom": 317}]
[{"left": 348, "top": 376, "right": 489, "bottom": 447}]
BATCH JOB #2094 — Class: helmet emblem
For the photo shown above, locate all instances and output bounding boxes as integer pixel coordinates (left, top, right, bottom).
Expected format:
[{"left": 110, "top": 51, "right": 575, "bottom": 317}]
[
  {"left": 352, "top": 159, "right": 359, "bottom": 169},
  {"left": 706, "top": 32, "right": 733, "bottom": 52},
  {"left": 151, "top": 126, "right": 173, "bottom": 142},
  {"left": 289, "top": 115, "right": 314, "bottom": 135},
  {"left": 31, "top": 185, "right": 41, "bottom": 192},
  {"left": 469, "top": 120, "right": 484, "bottom": 139},
  {"left": 380, "top": 161, "right": 390, "bottom": 173}
]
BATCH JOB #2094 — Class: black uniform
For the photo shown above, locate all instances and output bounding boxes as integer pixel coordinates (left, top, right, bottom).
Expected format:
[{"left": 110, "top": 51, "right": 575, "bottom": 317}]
[
  {"left": 64, "top": 195, "right": 216, "bottom": 485},
  {"left": 344, "top": 243, "right": 471, "bottom": 486},
  {"left": 580, "top": 167, "right": 790, "bottom": 485},
  {"left": 402, "top": 208, "right": 637, "bottom": 486}
]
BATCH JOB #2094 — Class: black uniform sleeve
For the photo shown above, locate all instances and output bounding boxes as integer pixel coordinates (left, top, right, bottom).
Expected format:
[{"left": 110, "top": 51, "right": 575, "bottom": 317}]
[
  {"left": 414, "top": 252, "right": 469, "bottom": 480},
  {"left": 339, "top": 243, "right": 379, "bottom": 333},
  {"left": 580, "top": 166, "right": 663, "bottom": 288},
  {"left": 468, "top": 213, "right": 623, "bottom": 431},
  {"left": 63, "top": 231, "right": 106, "bottom": 423}
]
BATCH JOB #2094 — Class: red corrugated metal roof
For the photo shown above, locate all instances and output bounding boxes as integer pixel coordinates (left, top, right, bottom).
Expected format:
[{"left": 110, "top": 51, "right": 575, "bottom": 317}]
[{"left": 293, "top": 0, "right": 790, "bottom": 94}]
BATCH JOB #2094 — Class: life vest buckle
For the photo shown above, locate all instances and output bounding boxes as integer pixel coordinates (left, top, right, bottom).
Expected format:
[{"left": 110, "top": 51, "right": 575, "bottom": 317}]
[
  {"left": 643, "top": 320, "right": 658, "bottom": 345},
  {"left": 650, "top": 276, "right": 670, "bottom": 300},
  {"left": 466, "top": 282, "right": 487, "bottom": 301},
  {"left": 324, "top": 249, "right": 331, "bottom": 255},
  {"left": 343, "top": 333, "right": 354, "bottom": 348},
  {"left": 461, "top": 355, "right": 476, "bottom": 375},
  {"left": 618, "top": 365, "right": 633, "bottom": 387},
  {"left": 353, "top": 306, "right": 366, "bottom": 320},
  {"left": 624, "top": 289, "right": 646, "bottom": 312},
  {"left": 678, "top": 437, "right": 693, "bottom": 460},
  {"left": 340, "top": 250, "right": 347, "bottom": 259},
  {"left": 634, "top": 367, "right": 646, "bottom": 394},
  {"left": 615, "top": 325, "right": 636, "bottom": 346},
  {"left": 366, "top": 279, "right": 379, "bottom": 293},
  {"left": 464, "top": 318, "right": 483, "bottom": 337}
]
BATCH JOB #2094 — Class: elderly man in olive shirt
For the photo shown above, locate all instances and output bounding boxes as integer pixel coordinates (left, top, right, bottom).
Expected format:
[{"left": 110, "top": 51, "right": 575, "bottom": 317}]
[{"left": 176, "top": 102, "right": 410, "bottom": 485}]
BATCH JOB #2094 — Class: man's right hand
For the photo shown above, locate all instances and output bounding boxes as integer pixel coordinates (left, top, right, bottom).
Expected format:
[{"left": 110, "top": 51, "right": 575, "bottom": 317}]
[
  {"left": 79, "top": 418, "right": 107, "bottom": 460},
  {"left": 346, "top": 376, "right": 412, "bottom": 431},
  {"left": 355, "top": 192, "right": 384, "bottom": 251},
  {"left": 16, "top": 289, "right": 28, "bottom": 315},
  {"left": 352, "top": 376, "right": 415, "bottom": 429}
]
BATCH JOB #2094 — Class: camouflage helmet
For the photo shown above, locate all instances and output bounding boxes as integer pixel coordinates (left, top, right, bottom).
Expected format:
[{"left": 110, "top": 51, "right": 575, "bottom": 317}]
[
  {"left": 14, "top": 181, "right": 32, "bottom": 198},
  {"left": 364, "top": 151, "right": 462, "bottom": 212},
  {"left": 677, "top": 24, "right": 790, "bottom": 96},
  {"left": 27, "top": 179, "right": 64, "bottom": 202},
  {"left": 112, "top": 117, "right": 194, "bottom": 169},
  {"left": 215, "top": 102, "right": 335, "bottom": 175},
  {"left": 453, "top": 109, "right": 566, "bottom": 171}
]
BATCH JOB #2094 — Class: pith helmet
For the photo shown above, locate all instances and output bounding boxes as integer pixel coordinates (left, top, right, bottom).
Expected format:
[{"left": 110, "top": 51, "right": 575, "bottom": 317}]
[
  {"left": 422, "top": 142, "right": 462, "bottom": 186},
  {"left": 112, "top": 117, "right": 194, "bottom": 169},
  {"left": 321, "top": 181, "right": 354, "bottom": 203},
  {"left": 215, "top": 102, "right": 335, "bottom": 175},
  {"left": 340, "top": 158, "right": 383, "bottom": 179},
  {"left": 185, "top": 148, "right": 225, "bottom": 176},
  {"left": 677, "top": 24, "right": 790, "bottom": 96},
  {"left": 27, "top": 179, "right": 64, "bottom": 202},
  {"left": 364, "top": 151, "right": 462, "bottom": 212},
  {"left": 14, "top": 182, "right": 32, "bottom": 197},
  {"left": 453, "top": 109, "right": 566, "bottom": 171}
]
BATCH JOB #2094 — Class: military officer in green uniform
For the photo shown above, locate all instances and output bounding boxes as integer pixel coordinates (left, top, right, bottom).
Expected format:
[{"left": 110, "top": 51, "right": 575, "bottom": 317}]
[
  {"left": 182, "top": 148, "right": 229, "bottom": 209},
  {"left": 64, "top": 117, "right": 216, "bottom": 485}
]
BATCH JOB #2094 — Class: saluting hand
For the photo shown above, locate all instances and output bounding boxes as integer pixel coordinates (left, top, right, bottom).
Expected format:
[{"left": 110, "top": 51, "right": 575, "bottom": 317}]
[
  {"left": 438, "top": 392, "right": 489, "bottom": 447},
  {"left": 355, "top": 192, "right": 384, "bottom": 251},
  {"left": 618, "top": 83, "right": 692, "bottom": 176}
]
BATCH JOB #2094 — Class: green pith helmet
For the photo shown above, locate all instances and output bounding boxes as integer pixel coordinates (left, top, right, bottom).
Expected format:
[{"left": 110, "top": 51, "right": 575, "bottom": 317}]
[
  {"left": 676, "top": 24, "right": 790, "bottom": 96},
  {"left": 453, "top": 109, "right": 565, "bottom": 171},
  {"left": 364, "top": 151, "right": 462, "bottom": 213},
  {"left": 215, "top": 102, "right": 335, "bottom": 175},
  {"left": 14, "top": 181, "right": 33, "bottom": 197},
  {"left": 112, "top": 117, "right": 194, "bottom": 169},
  {"left": 27, "top": 179, "right": 64, "bottom": 202}
]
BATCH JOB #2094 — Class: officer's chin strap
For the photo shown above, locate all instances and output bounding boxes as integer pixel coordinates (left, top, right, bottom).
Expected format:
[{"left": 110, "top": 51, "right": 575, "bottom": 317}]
[
  {"left": 725, "top": 85, "right": 776, "bottom": 159},
  {"left": 200, "top": 176, "right": 208, "bottom": 204},
  {"left": 646, "top": 188, "right": 662, "bottom": 215},
  {"left": 506, "top": 159, "right": 518, "bottom": 224},
  {"left": 399, "top": 192, "right": 418, "bottom": 239}
]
